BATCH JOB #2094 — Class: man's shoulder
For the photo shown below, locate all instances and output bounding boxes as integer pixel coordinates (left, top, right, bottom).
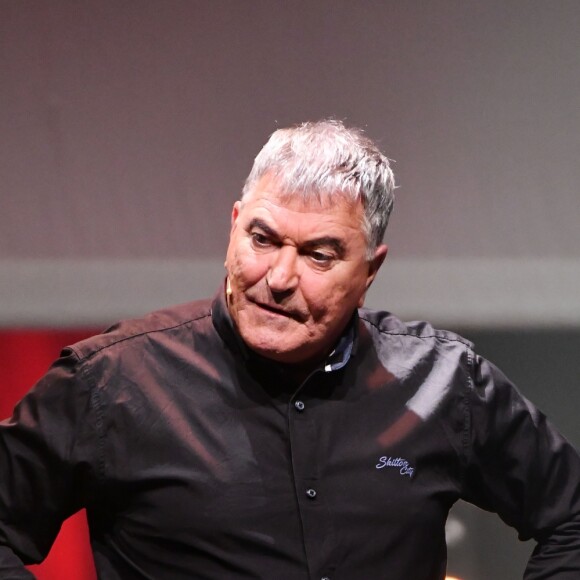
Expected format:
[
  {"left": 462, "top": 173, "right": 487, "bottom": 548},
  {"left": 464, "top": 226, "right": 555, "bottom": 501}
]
[
  {"left": 357, "top": 306, "right": 473, "bottom": 349},
  {"left": 66, "top": 298, "right": 214, "bottom": 363}
]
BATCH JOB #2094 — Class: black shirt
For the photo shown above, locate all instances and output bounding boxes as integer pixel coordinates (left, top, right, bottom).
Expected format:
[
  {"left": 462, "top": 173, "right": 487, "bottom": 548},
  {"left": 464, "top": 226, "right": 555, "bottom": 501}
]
[{"left": 1, "top": 287, "right": 580, "bottom": 579}]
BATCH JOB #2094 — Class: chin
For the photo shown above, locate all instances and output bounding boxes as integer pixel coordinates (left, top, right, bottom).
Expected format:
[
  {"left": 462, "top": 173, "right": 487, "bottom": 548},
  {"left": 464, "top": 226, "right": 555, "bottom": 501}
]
[
  {"left": 243, "top": 335, "right": 304, "bottom": 364},
  {"left": 249, "top": 342, "right": 298, "bottom": 363},
  {"left": 250, "top": 339, "right": 325, "bottom": 366}
]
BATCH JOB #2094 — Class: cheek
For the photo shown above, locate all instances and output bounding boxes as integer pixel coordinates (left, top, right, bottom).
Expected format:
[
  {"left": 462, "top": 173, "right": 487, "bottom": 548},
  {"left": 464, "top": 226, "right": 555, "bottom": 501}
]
[
  {"left": 301, "top": 279, "right": 343, "bottom": 319},
  {"left": 303, "top": 274, "right": 365, "bottom": 320},
  {"left": 228, "top": 245, "right": 268, "bottom": 288}
]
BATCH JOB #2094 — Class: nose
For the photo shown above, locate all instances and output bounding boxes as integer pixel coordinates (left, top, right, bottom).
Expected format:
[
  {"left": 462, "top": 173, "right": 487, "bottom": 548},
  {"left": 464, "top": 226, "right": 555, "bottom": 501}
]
[{"left": 267, "top": 246, "right": 299, "bottom": 294}]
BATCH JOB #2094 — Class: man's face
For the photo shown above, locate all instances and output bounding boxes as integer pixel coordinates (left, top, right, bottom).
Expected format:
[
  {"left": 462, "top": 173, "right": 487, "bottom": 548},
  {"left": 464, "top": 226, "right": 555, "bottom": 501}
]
[{"left": 225, "top": 175, "right": 387, "bottom": 367}]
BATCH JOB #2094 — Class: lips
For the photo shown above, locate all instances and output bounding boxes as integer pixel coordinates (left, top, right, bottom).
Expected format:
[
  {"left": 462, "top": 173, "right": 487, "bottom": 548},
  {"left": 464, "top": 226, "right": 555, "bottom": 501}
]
[{"left": 252, "top": 300, "right": 306, "bottom": 322}]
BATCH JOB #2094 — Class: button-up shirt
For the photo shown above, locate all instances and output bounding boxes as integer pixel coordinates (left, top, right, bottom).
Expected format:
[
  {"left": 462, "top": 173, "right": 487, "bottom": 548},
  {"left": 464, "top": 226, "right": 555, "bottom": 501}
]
[{"left": 1, "top": 287, "right": 580, "bottom": 579}]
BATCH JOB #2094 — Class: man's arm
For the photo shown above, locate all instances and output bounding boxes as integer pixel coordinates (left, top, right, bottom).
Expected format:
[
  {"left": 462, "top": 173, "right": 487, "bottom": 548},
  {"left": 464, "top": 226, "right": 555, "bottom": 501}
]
[
  {"left": 526, "top": 518, "right": 580, "bottom": 578},
  {"left": 0, "top": 546, "right": 35, "bottom": 578},
  {"left": 0, "top": 349, "right": 98, "bottom": 574},
  {"left": 462, "top": 353, "right": 580, "bottom": 578}
]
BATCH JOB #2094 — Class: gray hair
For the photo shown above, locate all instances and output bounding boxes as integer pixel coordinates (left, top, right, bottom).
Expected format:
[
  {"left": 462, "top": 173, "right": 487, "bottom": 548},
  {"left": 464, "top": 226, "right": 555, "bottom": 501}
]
[{"left": 241, "top": 119, "right": 395, "bottom": 258}]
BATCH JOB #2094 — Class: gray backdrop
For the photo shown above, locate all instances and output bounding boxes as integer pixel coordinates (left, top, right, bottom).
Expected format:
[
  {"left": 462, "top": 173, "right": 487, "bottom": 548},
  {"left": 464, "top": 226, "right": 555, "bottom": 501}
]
[{"left": 1, "top": 0, "right": 579, "bottom": 327}]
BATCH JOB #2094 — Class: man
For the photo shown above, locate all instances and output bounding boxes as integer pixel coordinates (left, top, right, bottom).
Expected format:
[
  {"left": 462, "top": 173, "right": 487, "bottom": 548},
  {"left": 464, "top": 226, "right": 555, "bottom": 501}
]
[{"left": 1, "top": 120, "right": 579, "bottom": 579}]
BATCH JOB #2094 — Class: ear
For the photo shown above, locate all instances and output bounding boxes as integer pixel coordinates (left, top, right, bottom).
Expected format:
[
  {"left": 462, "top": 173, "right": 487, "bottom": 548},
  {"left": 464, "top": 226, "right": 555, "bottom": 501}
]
[
  {"left": 225, "top": 201, "right": 243, "bottom": 273},
  {"left": 230, "top": 201, "right": 242, "bottom": 230},
  {"left": 358, "top": 244, "right": 388, "bottom": 307}
]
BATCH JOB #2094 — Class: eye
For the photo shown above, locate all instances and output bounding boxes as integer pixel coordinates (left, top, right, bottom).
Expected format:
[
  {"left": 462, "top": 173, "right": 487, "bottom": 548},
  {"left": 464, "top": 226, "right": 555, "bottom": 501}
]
[
  {"left": 309, "top": 250, "right": 335, "bottom": 267},
  {"left": 250, "top": 231, "right": 272, "bottom": 248}
]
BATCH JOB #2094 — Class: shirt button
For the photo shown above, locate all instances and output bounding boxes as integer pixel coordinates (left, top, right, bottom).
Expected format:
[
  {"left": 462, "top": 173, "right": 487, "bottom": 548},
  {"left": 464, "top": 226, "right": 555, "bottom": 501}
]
[
  {"left": 294, "top": 400, "right": 305, "bottom": 411},
  {"left": 306, "top": 488, "right": 317, "bottom": 499}
]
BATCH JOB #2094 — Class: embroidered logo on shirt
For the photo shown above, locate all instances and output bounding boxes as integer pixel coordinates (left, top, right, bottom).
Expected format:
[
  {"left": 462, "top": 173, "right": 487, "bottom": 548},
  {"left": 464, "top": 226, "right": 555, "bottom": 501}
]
[{"left": 375, "top": 455, "right": 415, "bottom": 478}]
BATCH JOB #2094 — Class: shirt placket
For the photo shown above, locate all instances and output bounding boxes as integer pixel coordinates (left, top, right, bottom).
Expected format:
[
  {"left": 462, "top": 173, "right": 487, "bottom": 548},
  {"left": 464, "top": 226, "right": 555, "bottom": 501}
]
[{"left": 288, "top": 383, "right": 335, "bottom": 580}]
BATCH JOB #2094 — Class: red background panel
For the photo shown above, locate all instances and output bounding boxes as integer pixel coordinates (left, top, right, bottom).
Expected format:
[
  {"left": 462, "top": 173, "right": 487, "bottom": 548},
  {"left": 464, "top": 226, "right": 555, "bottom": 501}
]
[{"left": 0, "top": 329, "right": 99, "bottom": 580}]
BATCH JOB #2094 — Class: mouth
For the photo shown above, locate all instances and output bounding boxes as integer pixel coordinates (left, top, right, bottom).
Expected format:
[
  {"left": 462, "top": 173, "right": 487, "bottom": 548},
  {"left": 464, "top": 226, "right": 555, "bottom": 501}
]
[{"left": 253, "top": 301, "right": 304, "bottom": 321}]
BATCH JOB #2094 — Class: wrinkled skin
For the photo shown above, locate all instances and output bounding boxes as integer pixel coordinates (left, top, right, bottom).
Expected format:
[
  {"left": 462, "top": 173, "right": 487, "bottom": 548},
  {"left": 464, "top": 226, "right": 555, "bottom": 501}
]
[{"left": 225, "top": 175, "right": 387, "bottom": 371}]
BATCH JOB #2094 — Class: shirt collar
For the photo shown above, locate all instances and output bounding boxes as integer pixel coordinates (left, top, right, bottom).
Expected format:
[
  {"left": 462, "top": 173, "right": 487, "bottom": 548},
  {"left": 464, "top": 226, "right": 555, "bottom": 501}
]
[
  {"left": 323, "top": 319, "right": 357, "bottom": 372},
  {"left": 210, "top": 280, "right": 253, "bottom": 361}
]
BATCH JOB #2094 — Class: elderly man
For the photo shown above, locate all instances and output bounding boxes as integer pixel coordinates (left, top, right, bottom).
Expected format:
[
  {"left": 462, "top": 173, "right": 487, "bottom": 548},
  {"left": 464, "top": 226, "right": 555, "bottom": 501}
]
[{"left": 1, "top": 120, "right": 579, "bottom": 579}]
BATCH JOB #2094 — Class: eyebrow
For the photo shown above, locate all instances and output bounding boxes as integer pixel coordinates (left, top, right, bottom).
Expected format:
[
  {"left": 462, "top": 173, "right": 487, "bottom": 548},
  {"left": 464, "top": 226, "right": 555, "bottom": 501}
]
[
  {"left": 248, "top": 218, "right": 278, "bottom": 240},
  {"left": 301, "top": 237, "right": 346, "bottom": 258},
  {"left": 248, "top": 218, "right": 346, "bottom": 258}
]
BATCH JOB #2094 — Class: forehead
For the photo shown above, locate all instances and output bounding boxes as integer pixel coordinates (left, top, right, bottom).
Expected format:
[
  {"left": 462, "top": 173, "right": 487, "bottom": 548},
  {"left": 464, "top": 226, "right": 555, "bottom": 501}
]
[{"left": 240, "top": 176, "right": 365, "bottom": 232}]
